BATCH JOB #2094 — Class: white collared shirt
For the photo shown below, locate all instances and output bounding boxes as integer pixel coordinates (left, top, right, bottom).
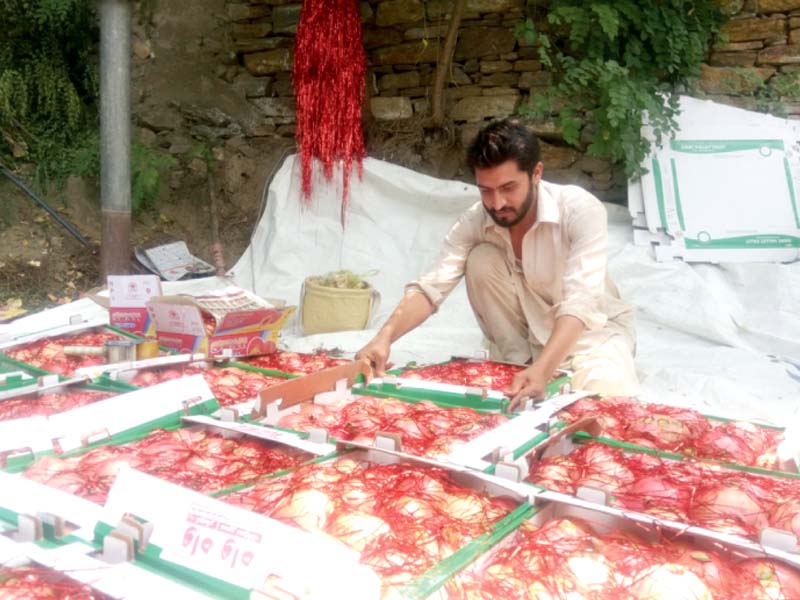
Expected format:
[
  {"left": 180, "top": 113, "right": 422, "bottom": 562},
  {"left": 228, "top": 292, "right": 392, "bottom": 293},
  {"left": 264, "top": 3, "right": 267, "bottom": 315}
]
[{"left": 406, "top": 180, "right": 634, "bottom": 345}]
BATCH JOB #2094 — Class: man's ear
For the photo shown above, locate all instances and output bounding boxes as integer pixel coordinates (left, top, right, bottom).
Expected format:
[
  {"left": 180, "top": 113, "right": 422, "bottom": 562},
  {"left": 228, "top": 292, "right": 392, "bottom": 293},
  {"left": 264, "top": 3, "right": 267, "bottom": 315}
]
[{"left": 532, "top": 161, "right": 544, "bottom": 184}]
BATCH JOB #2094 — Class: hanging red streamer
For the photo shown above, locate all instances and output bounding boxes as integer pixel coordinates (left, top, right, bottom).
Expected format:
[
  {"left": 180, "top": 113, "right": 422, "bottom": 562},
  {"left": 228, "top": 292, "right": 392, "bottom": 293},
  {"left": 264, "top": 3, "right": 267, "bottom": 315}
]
[{"left": 293, "top": 0, "right": 366, "bottom": 223}]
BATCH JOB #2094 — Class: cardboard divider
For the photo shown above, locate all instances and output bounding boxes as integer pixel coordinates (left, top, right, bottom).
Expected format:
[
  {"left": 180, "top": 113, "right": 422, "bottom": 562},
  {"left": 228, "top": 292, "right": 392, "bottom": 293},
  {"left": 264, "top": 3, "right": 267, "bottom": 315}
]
[{"left": 253, "top": 359, "right": 372, "bottom": 417}]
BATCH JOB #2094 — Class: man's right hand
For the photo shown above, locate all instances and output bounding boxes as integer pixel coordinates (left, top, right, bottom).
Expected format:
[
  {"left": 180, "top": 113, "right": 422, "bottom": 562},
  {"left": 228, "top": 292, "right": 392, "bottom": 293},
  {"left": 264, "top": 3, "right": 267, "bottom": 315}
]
[{"left": 355, "top": 333, "right": 392, "bottom": 379}]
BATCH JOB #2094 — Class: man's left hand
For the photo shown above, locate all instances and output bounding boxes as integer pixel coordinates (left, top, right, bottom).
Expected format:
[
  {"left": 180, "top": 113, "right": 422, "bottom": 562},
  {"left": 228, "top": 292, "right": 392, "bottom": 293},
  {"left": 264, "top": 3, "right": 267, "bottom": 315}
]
[{"left": 504, "top": 364, "right": 548, "bottom": 412}]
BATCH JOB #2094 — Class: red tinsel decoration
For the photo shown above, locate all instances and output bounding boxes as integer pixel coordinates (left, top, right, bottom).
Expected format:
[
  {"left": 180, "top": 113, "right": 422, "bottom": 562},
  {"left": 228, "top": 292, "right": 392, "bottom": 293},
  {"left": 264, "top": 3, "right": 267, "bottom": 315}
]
[{"left": 293, "top": 0, "right": 366, "bottom": 223}]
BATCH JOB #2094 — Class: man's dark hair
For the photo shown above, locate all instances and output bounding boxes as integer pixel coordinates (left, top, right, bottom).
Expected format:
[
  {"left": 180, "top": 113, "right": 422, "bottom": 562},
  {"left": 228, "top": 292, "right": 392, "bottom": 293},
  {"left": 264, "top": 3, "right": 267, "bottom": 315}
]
[{"left": 466, "top": 118, "right": 541, "bottom": 176}]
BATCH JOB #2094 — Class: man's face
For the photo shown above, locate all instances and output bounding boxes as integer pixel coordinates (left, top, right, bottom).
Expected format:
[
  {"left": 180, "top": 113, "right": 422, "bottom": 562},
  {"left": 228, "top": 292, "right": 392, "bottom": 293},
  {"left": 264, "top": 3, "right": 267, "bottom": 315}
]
[{"left": 475, "top": 159, "right": 543, "bottom": 228}]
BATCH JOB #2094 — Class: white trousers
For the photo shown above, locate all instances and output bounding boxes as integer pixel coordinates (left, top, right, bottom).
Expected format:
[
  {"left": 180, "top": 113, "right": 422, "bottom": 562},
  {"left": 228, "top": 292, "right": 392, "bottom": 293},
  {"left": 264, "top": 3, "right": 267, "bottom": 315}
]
[{"left": 464, "top": 243, "right": 640, "bottom": 396}]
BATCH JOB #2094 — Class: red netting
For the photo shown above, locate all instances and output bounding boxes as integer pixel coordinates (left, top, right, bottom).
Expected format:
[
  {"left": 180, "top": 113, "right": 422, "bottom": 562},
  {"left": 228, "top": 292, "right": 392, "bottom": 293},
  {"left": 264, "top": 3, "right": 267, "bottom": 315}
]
[
  {"left": 448, "top": 516, "right": 800, "bottom": 599},
  {"left": 0, "top": 388, "right": 115, "bottom": 420},
  {"left": 558, "top": 396, "right": 785, "bottom": 470},
  {"left": 293, "top": 0, "right": 366, "bottom": 221},
  {"left": 128, "top": 365, "right": 286, "bottom": 406},
  {"left": 277, "top": 395, "right": 508, "bottom": 458},
  {"left": 0, "top": 567, "right": 109, "bottom": 599},
  {"left": 240, "top": 351, "right": 351, "bottom": 374},
  {"left": 527, "top": 442, "right": 800, "bottom": 540},
  {"left": 23, "top": 428, "right": 307, "bottom": 503},
  {"left": 401, "top": 359, "right": 526, "bottom": 390},
  {"left": 4, "top": 331, "right": 123, "bottom": 375},
  {"left": 223, "top": 459, "right": 516, "bottom": 594}
]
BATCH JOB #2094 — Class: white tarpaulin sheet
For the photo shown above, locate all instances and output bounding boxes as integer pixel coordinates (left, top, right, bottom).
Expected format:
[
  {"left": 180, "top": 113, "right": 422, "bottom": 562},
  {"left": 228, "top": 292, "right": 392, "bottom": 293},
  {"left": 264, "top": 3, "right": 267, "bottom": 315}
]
[
  {"left": 4, "top": 155, "right": 798, "bottom": 427},
  {"left": 230, "top": 155, "right": 800, "bottom": 425}
]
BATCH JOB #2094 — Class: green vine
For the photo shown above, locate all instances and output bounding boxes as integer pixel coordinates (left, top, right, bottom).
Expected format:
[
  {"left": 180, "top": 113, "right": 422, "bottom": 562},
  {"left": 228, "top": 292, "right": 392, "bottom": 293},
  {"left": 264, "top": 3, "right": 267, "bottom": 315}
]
[
  {"left": 0, "top": 0, "right": 99, "bottom": 175},
  {"left": 515, "top": 1, "right": 727, "bottom": 178}
]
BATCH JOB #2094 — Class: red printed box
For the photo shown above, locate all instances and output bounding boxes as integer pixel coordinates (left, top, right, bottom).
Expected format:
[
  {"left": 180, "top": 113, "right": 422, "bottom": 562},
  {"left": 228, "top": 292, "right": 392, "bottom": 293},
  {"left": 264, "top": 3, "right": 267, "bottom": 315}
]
[
  {"left": 108, "top": 275, "right": 162, "bottom": 336},
  {"left": 147, "top": 288, "right": 295, "bottom": 358}
]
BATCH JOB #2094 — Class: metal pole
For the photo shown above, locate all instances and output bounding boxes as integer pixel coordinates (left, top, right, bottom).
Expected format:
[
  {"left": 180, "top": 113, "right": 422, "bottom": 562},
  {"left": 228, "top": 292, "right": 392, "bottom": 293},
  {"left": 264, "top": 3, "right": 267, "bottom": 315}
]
[{"left": 99, "top": 0, "right": 132, "bottom": 277}]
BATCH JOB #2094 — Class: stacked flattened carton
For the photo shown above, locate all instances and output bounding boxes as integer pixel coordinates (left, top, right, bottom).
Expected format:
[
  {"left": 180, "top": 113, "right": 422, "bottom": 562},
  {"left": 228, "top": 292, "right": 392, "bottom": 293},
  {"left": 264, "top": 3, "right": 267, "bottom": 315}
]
[{"left": 630, "top": 95, "right": 800, "bottom": 263}]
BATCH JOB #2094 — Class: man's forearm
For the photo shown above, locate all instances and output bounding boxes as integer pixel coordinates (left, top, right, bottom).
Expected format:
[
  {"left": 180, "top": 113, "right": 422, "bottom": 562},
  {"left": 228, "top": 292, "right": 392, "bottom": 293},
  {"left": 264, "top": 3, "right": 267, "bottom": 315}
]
[
  {"left": 534, "top": 315, "right": 585, "bottom": 377},
  {"left": 376, "top": 292, "right": 435, "bottom": 343}
]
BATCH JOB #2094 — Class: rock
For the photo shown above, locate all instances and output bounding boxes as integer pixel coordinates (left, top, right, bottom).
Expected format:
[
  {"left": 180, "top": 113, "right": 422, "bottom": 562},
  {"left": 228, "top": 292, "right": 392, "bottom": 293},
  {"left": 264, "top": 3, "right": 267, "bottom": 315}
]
[
  {"left": 709, "top": 51, "right": 758, "bottom": 66},
  {"left": 464, "top": 59, "right": 481, "bottom": 74},
  {"left": 272, "top": 73, "right": 294, "bottom": 96},
  {"left": 758, "top": 0, "right": 800, "bottom": 12},
  {"left": 373, "top": 41, "right": 439, "bottom": 65},
  {"left": 363, "top": 28, "right": 405, "bottom": 49},
  {"left": 478, "top": 72, "right": 519, "bottom": 86},
  {"left": 169, "top": 170, "right": 185, "bottom": 190},
  {"left": 225, "top": 136, "right": 259, "bottom": 159},
  {"left": 518, "top": 71, "right": 552, "bottom": 89},
  {"left": 539, "top": 141, "right": 579, "bottom": 169},
  {"left": 514, "top": 60, "right": 541, "bottom": 72},
  {"left": 758, "top": 44, "right": 800, "bottom": 65},
  {"left": 235, "top": 37, "right": 292, "bottom": 53},
  {"left": 276, "top": 124, "right": 296, "bottom": 136},
  {"left": 133, "top": 38, "right": 152, "bottom": 60},
  {"left": 273, "top": 4, "right": 302, "bottom": 34},
  {"left": 182, "top": 105, "right": 233, "bottom": 127},
  {"left": 231, "top": 23, "right": 273, "bottom": 39},
  {"left": 698, "top": 64, "right": 775, "bottom": 93},
  {"left": 713, "top": 40, "right": 763, "bottom": 51},
  {"left": 376, "top": 0, "right": 424, "bottom": 26},
  {"left": 445, "top": 85, "right": 483, "bottom": 100},
  {"left": 251, "top": 97, "right": 296, "bottom": 117},
  {"left": 191, "top": 123, "right": 243, "bottom": 140},
  {"left": 544, "top": 168, "right": 594, "bottom": 190},
  {"left": 402, "top": 86, "right": 429, "bottom": 97},
  {"left": 412, "top": 98, "right": 429, "bottom": 114},
  {"left": 500, "top": 52, "right": 518, "bottom": 61},
  {"left": 370, "top": 96, "right": 413, "bottom": 119},
  {"left": 136, "top": 127, "right": 158, "bottom": 147},
  {"left": 360, "top": 2, "right": 374, "bottom": 23},
  {"left": 721, "top": 17, "right": 786, "bottom": 43},
  {"left": 481, "top": 60, "right": 513, "bottom": 73},
  {"left": 450, "top": 67, "right": 472, "bottom": 85},
  {"left": 427, "top": 0, "right": 521, "bottom": 18},
  {"left": 574, "top": 155, "right": 611, "bottom": 174},
  {"left": 524, "top": 119, "right": 563, "bottom": 142},
  {"left": 167, "top": 133, "right": 194, "bottom": 154},
  {"left": 378, "top": 71, "right": 420, "bottom": 91},
  {"left": 221, "top": 154, "right": 256, "bottom": 194},
  {"left": 460, "top": 123, "right": 482, "bottom": 147},
  {"left": 717, "top": 0, "right": 744, "bottom": 14},
  {"left": 791, "top": 28, "right": 800, "bottom": 44},
  {"left": 232, "top": 76, "right": 273, "bottom": 98},
  {"left": 243, "top": 48, "right": 293, "bottom": 75},
  {"left": 482, "top": 86, "right": 520, "bottom": 96},
  {"left": 451, "top": 95, "right": 519, "bottom": 121},
  {"left": 455, "top": 27, "right": 517, "bottom": 60},
  {"left": 405, "top": 25, "right": 448, "bottom": 40},
  {"left": 138, "top": 107, "right": 182, "bottom": 132},
  {"left": 227, "top": 3, "right": 269, "bottom": 21},
  {"left": 188, "top": 158, "right": 208, "bottom": 176}
]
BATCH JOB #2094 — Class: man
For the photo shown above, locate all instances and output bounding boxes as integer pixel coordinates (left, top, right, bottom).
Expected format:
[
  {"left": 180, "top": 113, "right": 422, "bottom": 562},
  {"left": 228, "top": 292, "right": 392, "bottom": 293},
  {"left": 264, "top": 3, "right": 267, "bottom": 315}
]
[{"left": 357, "top": 118, "right": 638, "bottom": 410}]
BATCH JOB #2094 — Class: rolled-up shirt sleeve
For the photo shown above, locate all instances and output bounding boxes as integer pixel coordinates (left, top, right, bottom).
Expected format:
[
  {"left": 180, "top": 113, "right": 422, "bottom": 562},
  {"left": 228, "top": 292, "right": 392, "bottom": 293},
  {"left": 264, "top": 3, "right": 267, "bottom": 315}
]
[
  {"left": 556, "top": 198, "right": 609, "bottom": 330},
  {"left": 404, "top": 206, "right": 481, "bottom": 311}
]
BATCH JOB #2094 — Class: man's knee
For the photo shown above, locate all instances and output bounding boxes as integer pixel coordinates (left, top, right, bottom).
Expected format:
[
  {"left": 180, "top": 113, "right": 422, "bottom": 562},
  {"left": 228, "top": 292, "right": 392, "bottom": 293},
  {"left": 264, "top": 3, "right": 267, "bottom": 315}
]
[
  {"left": 465, "top": 243, "right": 508, "bottom": 286},
  {"left": 570, "top": 337, "right": 639, "bottom": 396}
]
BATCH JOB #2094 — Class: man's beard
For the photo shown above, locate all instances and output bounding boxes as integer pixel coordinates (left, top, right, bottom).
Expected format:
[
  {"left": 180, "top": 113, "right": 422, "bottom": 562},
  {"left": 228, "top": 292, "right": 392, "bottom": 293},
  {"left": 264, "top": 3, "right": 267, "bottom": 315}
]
[{"left": 485, "top": 185, "right": 535, "bottom": 228}]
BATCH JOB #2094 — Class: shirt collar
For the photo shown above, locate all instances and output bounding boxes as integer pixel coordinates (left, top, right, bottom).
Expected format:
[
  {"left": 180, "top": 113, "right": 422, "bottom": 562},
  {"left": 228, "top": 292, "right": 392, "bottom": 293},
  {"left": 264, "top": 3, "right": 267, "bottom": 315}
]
[{"left": 482, "top": 180, "right": 560, "bottom": 233}]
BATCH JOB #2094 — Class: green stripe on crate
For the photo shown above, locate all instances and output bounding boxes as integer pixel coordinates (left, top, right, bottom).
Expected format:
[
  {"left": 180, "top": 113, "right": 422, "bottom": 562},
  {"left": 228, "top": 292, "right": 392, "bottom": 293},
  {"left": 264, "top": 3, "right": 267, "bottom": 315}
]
[
  {"left": 227, "top": 361, "right": 299, "bottom": 379},
  {"left": 669, "top": 139, "right": 784, "bottom": 153},
  {"left": 684, "top": 234, "right": 800, "bottom": 249},
  {"left": 400, "top": 502, "right": 538, "bottom": 600},
  {"left": 571, "top": 431, "right": 800, "bottom": 480},
  {"left": 92, "top": 522, "right": 244, "bottom": 599},
  {"left": 652, "top": 158, "right": 668, "bottom": 231},
  {"left": 669, "top": 158, "right": 686, "bottom": 230},
  {"left": 785, "top": 156, "right": 800, "bottom": 229}
]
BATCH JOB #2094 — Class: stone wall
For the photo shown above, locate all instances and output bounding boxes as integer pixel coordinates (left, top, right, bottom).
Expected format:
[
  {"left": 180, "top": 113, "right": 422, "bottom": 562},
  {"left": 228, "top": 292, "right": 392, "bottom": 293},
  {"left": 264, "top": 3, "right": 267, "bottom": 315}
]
[{"left": 212, "top": 0, "right": 800, "bottom": 201}]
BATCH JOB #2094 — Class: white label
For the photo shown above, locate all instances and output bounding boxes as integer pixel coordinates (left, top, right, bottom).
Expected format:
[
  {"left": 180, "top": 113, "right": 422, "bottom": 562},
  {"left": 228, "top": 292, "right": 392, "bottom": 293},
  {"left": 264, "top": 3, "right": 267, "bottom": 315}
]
[
  {"left": 147, "top": 302, "right": 207, "bottom": 337},
  {"left": 0, "top": 416, "right": 52, "bottom": 454},
  {"left": 104, "top": 468, "right": 380, "bottom": 597},
  {"left": 182, "top": 415, "right": 335, "bottom": 456},
  {"left": 108, "top": 275, "right": 162, "bottom": 308},
  {"left": 50, "top": 375, "right": 214, "bottom": 453}
]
